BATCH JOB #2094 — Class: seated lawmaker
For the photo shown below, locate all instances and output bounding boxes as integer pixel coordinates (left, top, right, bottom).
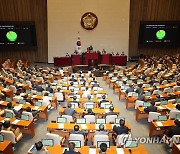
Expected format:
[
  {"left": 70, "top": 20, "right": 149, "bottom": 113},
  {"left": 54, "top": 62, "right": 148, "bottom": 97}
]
[
  {"left": 99, "top": 143, "right": 107, "bottom": 154},
  {"left": 125, "top": 84, "right": 134, "bottom": 93},
  {"left": 144, "top": 101, "right": 157, "bottom": 113},
  {"left": 46, "top": 84, "right": 53, "bottom": 93},
  {"left": 2, "top": 120, "right": 21, "bottom": 138},
  {"left": 71, "top": 125, "right": 86, "bottom": 137},
  {"left": 113, "top": 119, "right": 129, "bottom": 136},
  {"left": 165, "top": 119, "right": 180, "bottom": 138},
  {"left": 95, "top": 124, "right": 108, "bottom": 135},
  {"left": 7, "top": 102, "right": 21, "bottom": 118},
  {"left": 106, "top": 106, "right": 117, "bottom": 116},
  {"left": 138, "top": 92, "right": 146, "bottom": 101},
  {"left": 26, "top": 107, "right": 38, "bottom": 117},
  {"left": 99, "top": 95, "right": 109, "bottom": 104},
  {"left": 32, "top": 141, "right": 49, "bottom": 154},
  {"left": 64, "top": 104, "right": 76, "bottom": 117},
  {"left": 63, "top": 142, "right": 80, "bottom": 154}
]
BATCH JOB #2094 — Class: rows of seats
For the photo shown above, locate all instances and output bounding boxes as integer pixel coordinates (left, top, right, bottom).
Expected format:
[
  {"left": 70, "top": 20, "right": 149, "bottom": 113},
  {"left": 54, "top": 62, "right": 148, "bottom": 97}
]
[{"left": 103, "top": 54, "right": 180, "bottom": 150}]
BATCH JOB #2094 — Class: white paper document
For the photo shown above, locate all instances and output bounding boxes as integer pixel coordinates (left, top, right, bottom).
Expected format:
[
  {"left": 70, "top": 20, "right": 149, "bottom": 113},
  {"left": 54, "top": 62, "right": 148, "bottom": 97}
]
[
  {"left": 14, "top": 105, "right": 22, "bottom": 111},
  {"left": 105, "top": 109, "right": 109, "bottom": 113},
  {"left": 58, "top": 123, "right": 64, "bottom": 129},
  {"left": 3, "top": 88, "right": 8, "bottom": 91},
  {"left": 89, "top": 148, "right": 96, "bottom": 154},
  {"left": 158, "top": 106, "right": 164, "bottom": 110},
  {"left": 116, "top": 148, "right": 124, "bottom": 154},
  {"left": 32, "top": 95, "right": 37, "bottom": 98},
  {"left": 33, "top": 106, "right": 39, "bottom": 110},
  {"left": 156, "top": 122, "right": 163, "bottom": 127},
  {"left": 12, "top": 119, "right": 20, "bottom": 124}
]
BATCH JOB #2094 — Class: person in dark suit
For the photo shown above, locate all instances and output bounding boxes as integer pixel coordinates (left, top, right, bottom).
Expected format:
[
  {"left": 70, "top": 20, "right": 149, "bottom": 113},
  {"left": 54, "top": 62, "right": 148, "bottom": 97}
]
[
  {"left": 165, "top": 119, "right": 180, "bottom": 138},
  {"left": 99, "top": 95, "right": 109, "bottom": 104},
  {"left": 113, "top": 119, "right": 129, "bottom": 135},
  {"left": 64, "top": 104, "right": 76, "bottom": 117},
  {"left": 46, "top": 84, "right": 53, "bottom": 93},
  {"left": 36, "top": 84, "right": 44, "bottom": 92},
  {"left": 106, "top": 106, "right": 117, "bottom": 116},
  {"left": 136, "top": 84, "right": 144, "bottom": 95},
  {"left": 63, "top": 142, "right": 80, "bottom": 154},
  {"left": 138, "top": 92, "right": 146, "bottom": 101},
  {"left": 26, "top": 107, "right": 38, "bottom": 117},
  {"left": 69, "top": 75, "right": 77, "bottom": 82},
  {"left": 87, "top": 109, "right": 95, "bottom": 115},
  {"left": 144, "top": 101, "right": 157, "bottom": 113},
  {"left": 99, "top": 143, "right": 107, "bottom": 154},
  {"left": 70, "top": 125, "right": 86, "bottom": 137}
]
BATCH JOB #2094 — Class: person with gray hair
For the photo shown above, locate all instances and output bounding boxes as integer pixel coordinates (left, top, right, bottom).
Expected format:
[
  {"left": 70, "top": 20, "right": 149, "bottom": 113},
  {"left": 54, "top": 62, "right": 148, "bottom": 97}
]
[{"left": 95, "top": 124, "right": 108, "bottom": 135}]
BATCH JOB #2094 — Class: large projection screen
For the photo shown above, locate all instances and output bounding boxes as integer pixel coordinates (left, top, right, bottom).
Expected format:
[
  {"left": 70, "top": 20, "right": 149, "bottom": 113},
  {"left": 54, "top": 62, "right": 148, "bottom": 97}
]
[{"left": 48, "top": 0, "right": 130, "bottom": 63}]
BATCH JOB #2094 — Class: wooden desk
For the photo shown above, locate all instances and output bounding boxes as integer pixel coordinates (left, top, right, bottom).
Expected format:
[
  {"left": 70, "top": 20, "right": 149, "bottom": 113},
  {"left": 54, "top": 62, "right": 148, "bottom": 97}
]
[
  {"left": 126, "top": 97, "right": 137, "bottom": 109},
  {"left": 67, "top": 97, "right": 112, "bottom": 104},
  {"left": 172, "top": 143, "right": 180, "bottom": 154},
  {"left": 136, "top": 107, "right": 148, "bottom": 121},
  {"left": 0, "top": 101, "right": 48, "bottom": 121},
  {"left": 47, "top": 122, "right": 131, "bottom": 131},
  {"left": 22, "top": 104, "right": 48, "bottom": 121},
  {"left": 0, "top": 140, "right": 13, "bottom": 154},
  {"left": 44, "top": 145, "right": 147, "bottom": 154},
  {"left": 149, "top": 119, "right": 175, "bottom": 137},
  {"left": 0, "top": 117, "right": 35, "bottom": 138},
  {"left": 1, "top": 88, "right": 13, "bottom": 98},
  {"left": 30, "top": 94, "right": 58, "bottom": 109},
  {"left": 59, "top": 107, "right": 120, "bottom": 116}
]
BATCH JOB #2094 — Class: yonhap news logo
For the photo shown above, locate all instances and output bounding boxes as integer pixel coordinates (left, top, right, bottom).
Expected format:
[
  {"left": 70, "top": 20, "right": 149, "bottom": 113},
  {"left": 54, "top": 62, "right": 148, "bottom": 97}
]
[{"left": 121, "top": 135, "right": 180, "bottom": 146}]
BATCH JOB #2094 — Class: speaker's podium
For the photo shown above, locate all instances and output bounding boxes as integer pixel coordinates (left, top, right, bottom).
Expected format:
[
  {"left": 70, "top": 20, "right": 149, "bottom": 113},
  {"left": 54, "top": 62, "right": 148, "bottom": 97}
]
[
  {"left": 72, "top": 54, "right": 81, "bottom": 65},
  {"left": 83, "top": 52, "right": 100, "bottom": 65},
  {"left": 101, "top": 54, "right": 112, "bottom": 64}
]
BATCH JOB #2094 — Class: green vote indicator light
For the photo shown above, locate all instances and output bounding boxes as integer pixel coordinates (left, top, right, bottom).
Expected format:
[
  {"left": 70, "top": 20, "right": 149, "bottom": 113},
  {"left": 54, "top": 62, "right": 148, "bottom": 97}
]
[
  {"left": 6, "top": 31, "right": 17, "bottom": 42},
  {"left": 156, "top": 30, "right": 166, "bottom": 40}
]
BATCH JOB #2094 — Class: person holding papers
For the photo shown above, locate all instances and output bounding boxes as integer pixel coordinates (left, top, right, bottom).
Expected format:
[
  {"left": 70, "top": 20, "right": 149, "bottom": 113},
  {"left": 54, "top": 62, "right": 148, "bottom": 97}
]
[{"left": 144, "top": 101, "right": 157, "bottom": 113}]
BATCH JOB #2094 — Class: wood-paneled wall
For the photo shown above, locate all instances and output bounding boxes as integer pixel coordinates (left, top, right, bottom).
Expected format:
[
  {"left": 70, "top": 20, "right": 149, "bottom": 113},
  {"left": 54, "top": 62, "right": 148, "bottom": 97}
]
[
  {"left": 0, "top": 0, "right": 179, "bottom": 62},
  {"left": 129, "top": 0, "right": 180, "bottom": 57},
  {"left": 0, "top": 0, "right": 47, "bottom": 62}
]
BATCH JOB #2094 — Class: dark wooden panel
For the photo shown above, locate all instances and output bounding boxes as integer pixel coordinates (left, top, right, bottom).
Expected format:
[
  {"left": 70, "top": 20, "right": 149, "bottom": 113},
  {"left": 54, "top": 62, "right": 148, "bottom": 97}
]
[
  {"left": 129, "top": 0, "right": 180, "bottom": 57},
  {"left": 0, "top": 0, "right": 47, "bottom": 62}
]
